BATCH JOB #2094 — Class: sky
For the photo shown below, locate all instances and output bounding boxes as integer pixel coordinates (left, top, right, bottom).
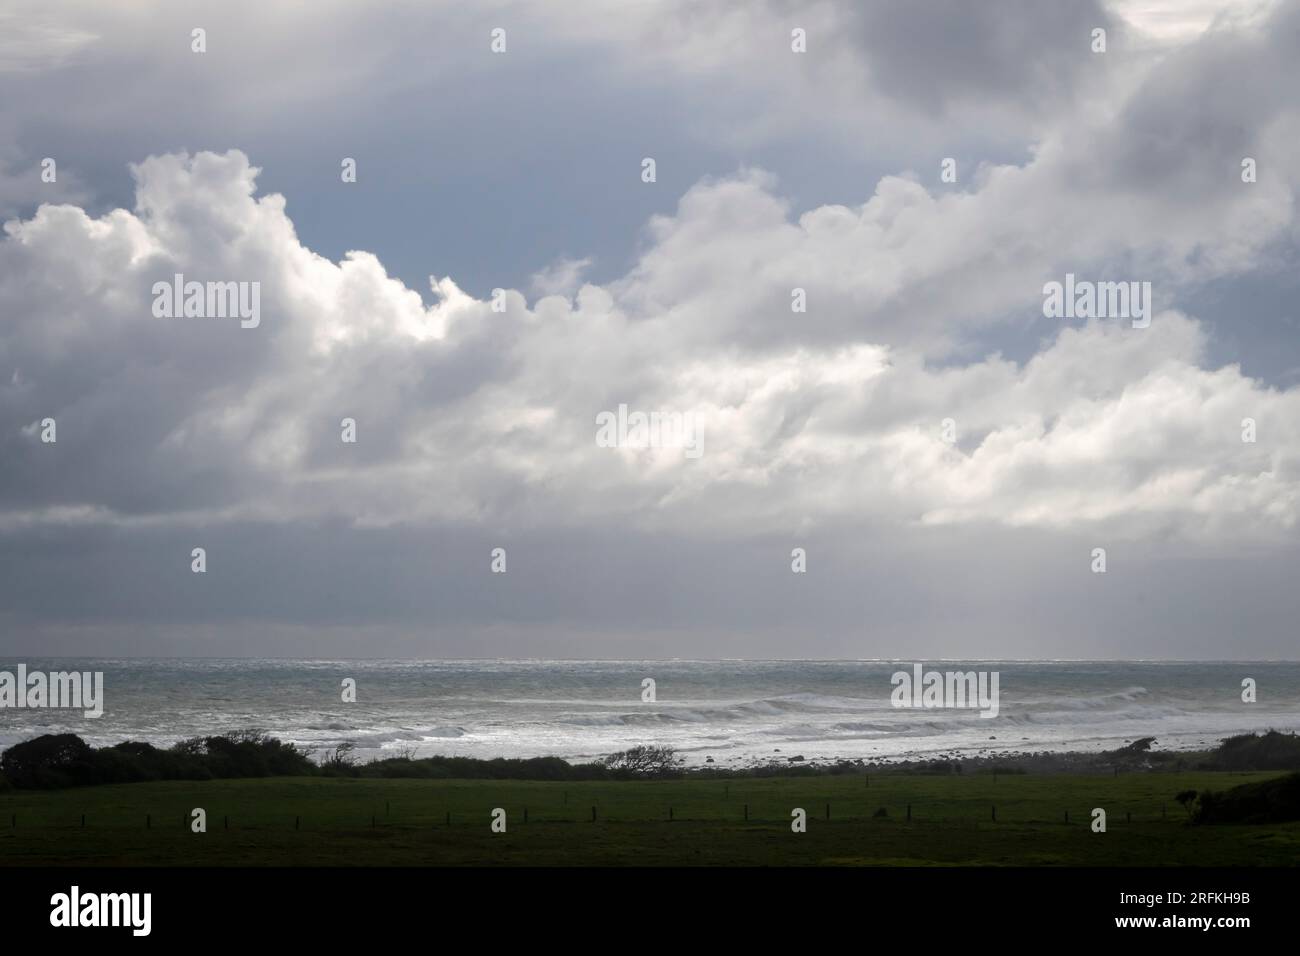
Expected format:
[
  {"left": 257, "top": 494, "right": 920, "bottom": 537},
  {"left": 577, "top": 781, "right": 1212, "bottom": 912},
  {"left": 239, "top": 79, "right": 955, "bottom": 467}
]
[{"left": 1, "top": 0, "right": 1299, "bottom": 659}]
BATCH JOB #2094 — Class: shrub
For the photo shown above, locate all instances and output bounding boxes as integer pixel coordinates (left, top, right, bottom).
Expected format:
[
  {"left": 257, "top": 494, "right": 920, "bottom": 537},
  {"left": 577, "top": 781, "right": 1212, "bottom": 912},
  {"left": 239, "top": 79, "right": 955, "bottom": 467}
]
[
  {"left": 0, "top": 734, "right": 95, "bottom": 788},
  {"left": 1204, "top": 731, "right": 1300, "bottom": 772},
  {"left": 320, "top": 742, "right": 361, "bottom": 777},
  {"left": 1193, "top": 772, "right": 1300, "bottom": 825},
  {"left": 173, "top": 731, "right": 314, "bottom": 778},
  {"left": 602, "top": 746, "right": 683, "bottom": 777}
]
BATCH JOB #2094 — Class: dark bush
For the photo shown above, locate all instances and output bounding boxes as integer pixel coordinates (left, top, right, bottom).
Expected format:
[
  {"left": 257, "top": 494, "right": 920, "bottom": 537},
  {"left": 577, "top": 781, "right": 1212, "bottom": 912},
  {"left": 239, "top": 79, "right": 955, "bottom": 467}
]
[
  {"left": 0, "top": 731, "right": 311, "bottom": 790},
  {"left": 320, "top": 742, "right": 361, "bottom": 777},
  {"left": 1203, "top": 731, "right": 1300, "bottom": 772},
  {"left": 1193, "top": 772, "right": 1300, "bottom": 824},
  {"left": 602, "top": 746, "right": 683, "bottom": 778},
  {"left": 0, "top": 734, "right": 95, "bottom": 788},
  {"left": 176, "top": 731, "right": 314, "bottom": 778}
]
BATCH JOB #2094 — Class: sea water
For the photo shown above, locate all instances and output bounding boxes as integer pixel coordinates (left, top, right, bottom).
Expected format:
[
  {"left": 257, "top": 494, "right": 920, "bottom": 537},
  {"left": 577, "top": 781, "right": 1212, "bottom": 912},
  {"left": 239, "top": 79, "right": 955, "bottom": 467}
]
[{"left": 1, "top": 658, "right": 1295, "bottom": 768}]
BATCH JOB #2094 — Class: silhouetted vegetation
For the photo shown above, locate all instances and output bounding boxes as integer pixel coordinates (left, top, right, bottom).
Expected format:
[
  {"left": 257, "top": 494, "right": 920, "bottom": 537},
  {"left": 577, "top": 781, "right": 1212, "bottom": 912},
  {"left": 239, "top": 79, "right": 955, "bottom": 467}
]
[
  {"left": 1, "top": 734, "right": 97, "bottom": 789},
  {"left": 1191, "top": 772, "right": 1300, "bottom": 825},
  {"left": 602, "top": 745, "right": 683, "bottom": 777},
  {"left": 0, "top": 732, "right": 312, "bottom": 789},
  {"left": 1197, "top": 730, "right": 1300, "bottom": 772},
  {"left": 0, "top": 732, "right": 636, "bottom": 789},
  {"left": 320, "top": 742, "right": 358, "bottom": 774},
  {"left": 1116, "top": 737, "right": 1156, "bottom": 755}
]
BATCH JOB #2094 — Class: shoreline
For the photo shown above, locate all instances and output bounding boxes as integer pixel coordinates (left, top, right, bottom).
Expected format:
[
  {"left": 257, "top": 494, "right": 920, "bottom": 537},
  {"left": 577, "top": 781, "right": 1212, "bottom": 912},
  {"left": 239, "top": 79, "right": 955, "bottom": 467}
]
[{"left": 2, "top": 728, "right": 1280, "bottom": 777}]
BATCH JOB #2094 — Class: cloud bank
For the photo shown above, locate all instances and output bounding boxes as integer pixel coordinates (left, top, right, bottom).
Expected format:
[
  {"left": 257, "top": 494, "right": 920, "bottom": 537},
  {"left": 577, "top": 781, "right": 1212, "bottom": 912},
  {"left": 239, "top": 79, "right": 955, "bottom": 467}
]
[{"left": 2, "top": 0, "right": 1299, "bottom": 656}]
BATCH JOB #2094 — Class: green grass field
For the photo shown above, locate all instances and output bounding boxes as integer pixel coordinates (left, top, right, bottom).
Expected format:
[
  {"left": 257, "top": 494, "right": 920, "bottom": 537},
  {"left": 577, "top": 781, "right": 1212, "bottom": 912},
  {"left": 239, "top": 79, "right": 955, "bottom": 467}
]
[{"left": 2, "top": 771, "right": 1296, "bottom": 866}]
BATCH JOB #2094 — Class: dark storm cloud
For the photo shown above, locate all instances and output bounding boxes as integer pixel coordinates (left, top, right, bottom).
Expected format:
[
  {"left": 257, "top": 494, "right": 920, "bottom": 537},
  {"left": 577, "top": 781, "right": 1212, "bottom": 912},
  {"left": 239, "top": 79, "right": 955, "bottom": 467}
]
[{"left": 840, "top": 0, "right": 1119, "bottom": 117}]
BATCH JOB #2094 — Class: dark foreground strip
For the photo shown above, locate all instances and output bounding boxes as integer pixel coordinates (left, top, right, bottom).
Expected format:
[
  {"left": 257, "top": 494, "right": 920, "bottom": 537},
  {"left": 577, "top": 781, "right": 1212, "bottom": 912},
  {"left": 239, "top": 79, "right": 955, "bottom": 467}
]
[{"left": 0, "top": 866, "right": 1279, "bottom": 942}]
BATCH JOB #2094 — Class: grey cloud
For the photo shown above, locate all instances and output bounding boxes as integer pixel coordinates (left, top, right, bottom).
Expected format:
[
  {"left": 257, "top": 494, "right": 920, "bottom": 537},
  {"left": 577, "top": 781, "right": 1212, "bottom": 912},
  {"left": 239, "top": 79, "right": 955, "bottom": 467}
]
[
  {"left": 839, "top": 0, "right": 1119, "bottom": 117},
  {"left": 3, "top": 519, "right": 1299, "bottom": 659}
]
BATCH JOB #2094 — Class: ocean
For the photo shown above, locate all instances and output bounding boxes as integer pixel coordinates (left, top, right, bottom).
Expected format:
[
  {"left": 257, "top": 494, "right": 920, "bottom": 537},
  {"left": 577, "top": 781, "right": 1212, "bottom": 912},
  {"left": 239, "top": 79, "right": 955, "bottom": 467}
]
[{"left": 2, "top": 659, "right": 1296, "bottom": 768}]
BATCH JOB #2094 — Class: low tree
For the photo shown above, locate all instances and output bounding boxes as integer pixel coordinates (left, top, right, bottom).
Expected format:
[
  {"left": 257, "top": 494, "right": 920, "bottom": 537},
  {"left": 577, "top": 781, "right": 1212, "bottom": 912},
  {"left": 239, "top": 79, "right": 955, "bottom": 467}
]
[
  {"left": 602, "top": 745, "right": 682, "bottom": 777},
  {"left": 0, "top": 734, "right": 94, "bottom": 788},
  {"left": 321, "top": 742, "right": 359, "bottom": 775}
]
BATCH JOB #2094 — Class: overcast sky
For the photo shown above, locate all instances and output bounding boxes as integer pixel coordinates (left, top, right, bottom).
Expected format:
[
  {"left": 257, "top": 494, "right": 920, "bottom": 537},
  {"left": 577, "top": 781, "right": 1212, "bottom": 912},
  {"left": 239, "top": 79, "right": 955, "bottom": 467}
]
[{"left": 2, "top": 0, "right": 1299, "bottom": 659}]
